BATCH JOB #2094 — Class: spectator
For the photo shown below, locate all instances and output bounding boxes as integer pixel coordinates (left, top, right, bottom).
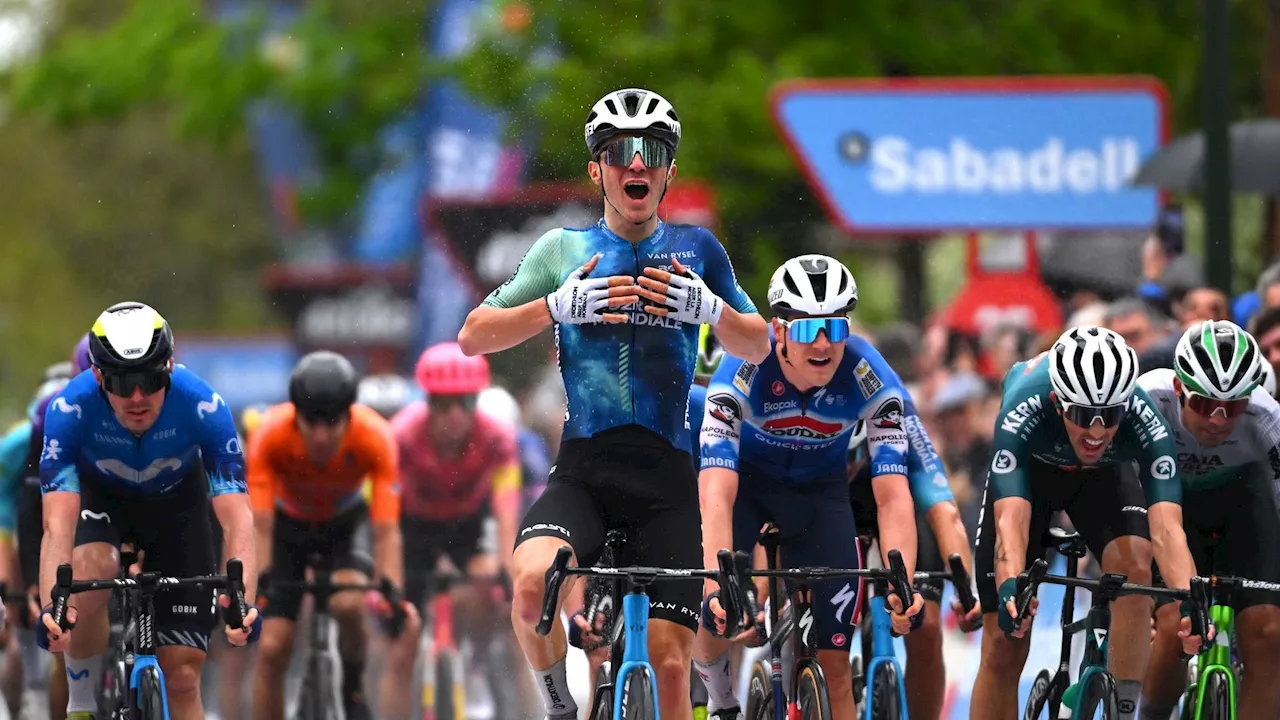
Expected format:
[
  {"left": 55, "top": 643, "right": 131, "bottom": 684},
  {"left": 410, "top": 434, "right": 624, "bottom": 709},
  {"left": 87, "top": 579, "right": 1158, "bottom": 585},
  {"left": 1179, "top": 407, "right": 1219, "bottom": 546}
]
[
  {"left": 983, "top": 323, "right": 1036, "bottom": 381},
  {"left": 929, "top": 371, "right": 991, "bottom": 544},
  {"left": 1252, "top": 306, "right": 1280, "bottom": 385},
  {"left": 1257, "top": 262, "right": 1280, "bottom": 310},
  {"left": 1066, "top": 301, "right": 1110, "bottom": 329},
  {"left": 1102, "top": 297, "right": 1170, "bottom": 356},
  {"left": 1135, "top": 286, "right": 1230, "bottom": 371}
]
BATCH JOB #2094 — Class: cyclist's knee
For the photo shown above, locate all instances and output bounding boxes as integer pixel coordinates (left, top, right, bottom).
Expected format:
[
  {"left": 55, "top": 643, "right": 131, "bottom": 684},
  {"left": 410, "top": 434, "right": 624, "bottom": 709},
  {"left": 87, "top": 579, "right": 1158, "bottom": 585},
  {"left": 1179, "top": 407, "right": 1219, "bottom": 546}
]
[
  {"left": 904, "top": 605, "right": 942, "bottom": 654},
  {"left": 256, "top": 622, "right": 294, "bottom": 673},
  {"left": 649, "top": 625, "right": 693, "bottom": 691},
  {"left": 512, "top": 539, "right": 571, "bottom": 626},
  {"left": 817, "top": 650, "right": 852, "bottom": 686},
  {"left": 328, "top": 590, "right": 365, "bottom": 624},
  {"left": 466, "top": 552, "right": 501, "bottom": 581},
  {"left": 978, "top": 626, "right": 1028, "bottom": 676},
  {"left": 157, "top": 647, "right": 203, "bottom": 703},
  {"left": 1101, "top": 536, "right": 1151, "bottom": 581},
  {"left": 70, "top": 543, "right": 118, "bottom": 613},
  {"left": 1240, "top": 605, "right": 1280, "bottom": 663}
]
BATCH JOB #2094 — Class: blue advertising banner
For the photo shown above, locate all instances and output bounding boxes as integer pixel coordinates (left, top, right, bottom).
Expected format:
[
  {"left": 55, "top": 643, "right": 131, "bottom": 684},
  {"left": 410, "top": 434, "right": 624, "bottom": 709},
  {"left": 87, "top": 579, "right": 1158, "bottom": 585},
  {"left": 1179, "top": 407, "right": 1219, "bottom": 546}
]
[
  {"left": 175, "top": 336, "right": 297, "bottom": 412},
  {"left": 770, "top": 76, "right": 1168, "bottom": 233}
]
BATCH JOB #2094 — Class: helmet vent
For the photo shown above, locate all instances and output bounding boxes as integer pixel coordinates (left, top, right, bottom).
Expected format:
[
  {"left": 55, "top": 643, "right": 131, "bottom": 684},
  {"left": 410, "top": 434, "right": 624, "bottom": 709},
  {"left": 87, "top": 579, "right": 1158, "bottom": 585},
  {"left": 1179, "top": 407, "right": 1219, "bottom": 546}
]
[
  {"left": 622, "top": 92, "right": 641, "bottom": 116},
  {"left": 604, "top": 99, "right": 618, "bottom": 115},
  {"left": 645, "top": 97, "right": 660, "bottom": 115}
]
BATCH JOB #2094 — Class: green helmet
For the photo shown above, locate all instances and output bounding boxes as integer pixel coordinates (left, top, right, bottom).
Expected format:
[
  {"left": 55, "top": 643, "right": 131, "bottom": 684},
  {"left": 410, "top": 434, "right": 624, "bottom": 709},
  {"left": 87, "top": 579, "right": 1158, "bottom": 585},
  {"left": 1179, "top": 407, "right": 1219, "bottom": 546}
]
[
  {"left": 1174, "top": 320, "right": 1266, "bottom": 400},
  {"left": 696, "top": 325, "right": 724, "bottom": 378}
]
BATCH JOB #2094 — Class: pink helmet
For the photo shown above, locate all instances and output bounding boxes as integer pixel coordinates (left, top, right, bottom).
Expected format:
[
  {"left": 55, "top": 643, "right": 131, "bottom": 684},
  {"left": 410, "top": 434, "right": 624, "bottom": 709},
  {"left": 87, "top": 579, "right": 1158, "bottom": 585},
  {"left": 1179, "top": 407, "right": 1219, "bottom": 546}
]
[{"left": 415, "top": 342, "right": 490, "bottom": 395}]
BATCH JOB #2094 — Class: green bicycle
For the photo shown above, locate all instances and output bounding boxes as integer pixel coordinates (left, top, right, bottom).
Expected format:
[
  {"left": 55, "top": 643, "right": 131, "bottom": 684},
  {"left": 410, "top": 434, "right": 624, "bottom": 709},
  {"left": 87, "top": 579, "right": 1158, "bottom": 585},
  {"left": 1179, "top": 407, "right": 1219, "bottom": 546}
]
[{"left": 1178, "top": 571, "right": 1239, "bottom": 720}]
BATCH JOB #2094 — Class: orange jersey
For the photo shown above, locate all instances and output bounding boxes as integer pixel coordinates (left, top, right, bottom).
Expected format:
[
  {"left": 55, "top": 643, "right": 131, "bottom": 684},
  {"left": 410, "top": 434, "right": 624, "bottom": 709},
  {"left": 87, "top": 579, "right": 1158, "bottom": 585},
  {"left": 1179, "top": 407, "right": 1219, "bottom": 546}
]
[{"left": 247, "top": 403, "right": 400, "bottom": 524}]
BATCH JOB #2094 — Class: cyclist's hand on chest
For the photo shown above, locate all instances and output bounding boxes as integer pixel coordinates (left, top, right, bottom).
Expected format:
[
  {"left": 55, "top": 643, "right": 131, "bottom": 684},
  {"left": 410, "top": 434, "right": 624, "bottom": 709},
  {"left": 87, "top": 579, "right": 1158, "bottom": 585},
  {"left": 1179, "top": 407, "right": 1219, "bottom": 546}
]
[
  {"left": 546, "top": 253, "right": 641, "bottom": 325},
  {"left": 638, "top": 257, "right": 724, "bottom": 326}
]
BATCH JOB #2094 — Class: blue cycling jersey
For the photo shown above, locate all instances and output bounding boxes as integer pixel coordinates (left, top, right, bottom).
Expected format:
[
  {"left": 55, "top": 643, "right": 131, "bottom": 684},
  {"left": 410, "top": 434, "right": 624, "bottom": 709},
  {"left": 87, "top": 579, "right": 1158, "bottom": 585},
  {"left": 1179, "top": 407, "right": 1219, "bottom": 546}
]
[
  {"left": 688, "top": 383, "right": 708, "bottom": 468},
  {"left": 0, "top": 422, "right": 28, "bottom": 534},
  {"left": 482, "top": 221, "right": 757, "bottom": 452},
  {"left": 700, "top": 334, "right": 909, "bottom": 482},
  {"left": 40, "top": 365, "right": 247, "bottom": 497}
]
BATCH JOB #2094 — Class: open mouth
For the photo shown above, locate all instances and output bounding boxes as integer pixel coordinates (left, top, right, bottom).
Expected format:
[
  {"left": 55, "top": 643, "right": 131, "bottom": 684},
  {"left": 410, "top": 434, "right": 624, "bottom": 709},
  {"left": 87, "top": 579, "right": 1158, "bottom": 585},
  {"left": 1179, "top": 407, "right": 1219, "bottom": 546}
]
[
  {"left": 808, "top": 357, "right": 832, "bottom": 367},
  {"left": 1081, "top": 437, "right": 1105, "bottom": 453},
  {"left": 624, "top": 180, "right": 650, "bottom": 200}
]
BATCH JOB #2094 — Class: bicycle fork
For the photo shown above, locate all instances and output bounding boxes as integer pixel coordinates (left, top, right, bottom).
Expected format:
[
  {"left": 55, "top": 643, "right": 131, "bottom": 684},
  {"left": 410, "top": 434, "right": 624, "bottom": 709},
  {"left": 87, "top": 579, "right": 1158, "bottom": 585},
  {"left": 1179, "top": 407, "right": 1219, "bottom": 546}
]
[{"left": 421, "top": 593, "right": 465, "bottom": 720}]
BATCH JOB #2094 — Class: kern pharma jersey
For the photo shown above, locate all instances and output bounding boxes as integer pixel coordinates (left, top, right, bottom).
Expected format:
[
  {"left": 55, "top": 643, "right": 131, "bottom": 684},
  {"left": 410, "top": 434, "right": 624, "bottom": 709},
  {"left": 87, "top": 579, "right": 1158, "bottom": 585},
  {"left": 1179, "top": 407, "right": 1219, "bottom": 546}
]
[
  {"left": 482, "top": 221, "right": 756, "bottom": 453},
  {"left": 1139, "top": 368, "right": 1280, "bottom": 491},
  {"left": 989, "top": 352, "right": 1183, "bottom": 506}
]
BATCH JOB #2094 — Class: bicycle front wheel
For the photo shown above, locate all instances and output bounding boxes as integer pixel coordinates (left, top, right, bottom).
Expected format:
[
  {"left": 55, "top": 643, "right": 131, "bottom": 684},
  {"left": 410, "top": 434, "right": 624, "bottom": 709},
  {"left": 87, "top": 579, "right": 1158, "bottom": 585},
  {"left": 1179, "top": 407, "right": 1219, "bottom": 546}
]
[
  {"left": 795, "top": 663, "right": 833, "bottom": 720},
  {"left": 434, "top": 648, "right": 463, "bottom": 720},
  {"left": 1075, "top": 671, "right": 1119, "bottom": 720},
  {"left": 1197, "top": 669, "right": 1233, "bottom": 720},
  {"left": 869, "top": 662, "right": 902, "bottom": 720},
  {"left": 135, "top": 666, "right": 165, "bottom": 720},
  {"left": 620, "top": 667, "right": 657, "bottom": 720},
  {"left": 744, "top": 658, "right": 773, "bottom": 720},
  {"left": 592, "top": 661, "right": 613, "bottom": 720},
  {"left": 1024, "top": 669, "right": 1055, "bottom": 719}
]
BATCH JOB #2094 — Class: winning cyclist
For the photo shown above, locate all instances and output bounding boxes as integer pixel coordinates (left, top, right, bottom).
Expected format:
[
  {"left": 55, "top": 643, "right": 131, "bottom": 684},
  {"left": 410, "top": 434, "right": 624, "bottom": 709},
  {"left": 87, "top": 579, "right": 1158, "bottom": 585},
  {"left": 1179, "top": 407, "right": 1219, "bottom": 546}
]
[
  {"left": 1136, "top": 321, "right": 1280, "bottom": 720},
  {"left": 392, "top": 342, "right": 523, "bottom": 718},
  {"left": 695, "top": 255, "right": 925, "bottom": 720},
  {"left": 247, "top": 350, "right": 417, "bottom": 720},
  {"left": 847, "top": 398, "right": 981, "bottom": 719},
  {"left": 38, "top": 302, "right": 261, "bottom": 720},
  {"left": 971, "top": 326, "right": 1204, "bottom": 720},
  {"left": 457, "top": 87, "right": 769, "bottom": 720}
]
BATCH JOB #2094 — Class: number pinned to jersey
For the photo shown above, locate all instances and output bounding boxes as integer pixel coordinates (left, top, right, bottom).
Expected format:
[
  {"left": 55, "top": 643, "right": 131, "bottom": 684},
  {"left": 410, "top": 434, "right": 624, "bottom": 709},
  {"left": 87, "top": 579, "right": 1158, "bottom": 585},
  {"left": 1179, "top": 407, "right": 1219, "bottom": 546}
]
[
  {"left": 854, "top": 359, "right": 883, "bottom": 399},
  {"left": 733, "top": 362, "right": 758, "bottom": 394}
]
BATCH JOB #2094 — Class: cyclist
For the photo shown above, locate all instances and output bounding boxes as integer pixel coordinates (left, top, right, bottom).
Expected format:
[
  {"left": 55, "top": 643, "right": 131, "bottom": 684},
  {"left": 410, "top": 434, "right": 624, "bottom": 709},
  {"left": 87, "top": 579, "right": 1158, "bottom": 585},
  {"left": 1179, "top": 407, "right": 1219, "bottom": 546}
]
[
  {"left": 37, "top": 302, "right": 261, "bottom": 720},
  {"left": 476, "top": 385, "right": 553, "bottom": 513},
  {"left": 847, "top": 400, "right": 982, "bottom": 719},
  {"left": 971, "top": 325, "right": 1205, "bottom": 720},
  {"left": 457, "top": 86, "right": 769, "bottom": 720},
  {"left": 1137, "top": 321, "right": 1280, "bottom": 720},
  {"left": 695, "top": 255, "right": 925, "bottom": 720},
  {"left": 247, "top": 350, "right": 416, "bottom": 720},
  {"left": 21, "top": 337, "right": 90, "bottom": 720},
  {"left": 357, "top": 373, "right": 417, "bottom": 420},
  {"left": 392, "top": 342, "right": 522, "bottom": 718}
]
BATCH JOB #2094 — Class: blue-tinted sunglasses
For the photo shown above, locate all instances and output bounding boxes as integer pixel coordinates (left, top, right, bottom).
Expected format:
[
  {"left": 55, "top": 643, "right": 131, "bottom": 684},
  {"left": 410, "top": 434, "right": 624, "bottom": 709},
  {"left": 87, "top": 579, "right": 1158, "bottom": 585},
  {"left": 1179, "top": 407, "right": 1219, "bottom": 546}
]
[{"left": 780, "top": 317, "right": 851, "bottom": 344}]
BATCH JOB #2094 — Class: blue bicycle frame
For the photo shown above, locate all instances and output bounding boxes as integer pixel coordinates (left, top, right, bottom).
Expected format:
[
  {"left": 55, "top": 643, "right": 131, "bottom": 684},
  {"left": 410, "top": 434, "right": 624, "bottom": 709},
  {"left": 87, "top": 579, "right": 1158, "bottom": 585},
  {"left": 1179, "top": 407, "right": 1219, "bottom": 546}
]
[
  {"left": 130, "top": 656, "right": 171, "bottom": 719},
  {"left": 861, "top": 593, "right": 908, "bottom": 720},
  {"left": 613, "top": 589, "right": 662, "bottom": 719}
]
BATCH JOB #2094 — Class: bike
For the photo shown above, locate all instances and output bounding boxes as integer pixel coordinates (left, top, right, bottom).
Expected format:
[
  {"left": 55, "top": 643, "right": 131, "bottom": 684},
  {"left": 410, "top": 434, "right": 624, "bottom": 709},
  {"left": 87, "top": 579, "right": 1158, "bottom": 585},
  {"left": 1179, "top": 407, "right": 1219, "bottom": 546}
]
[
  {"left": 852, "top": 551, "right": 978, "bottom": 720},
  {"left": 97, "top": 547, "right": 140, "bottom": 716},
  {"left": 271, "top": 552, "right": 406, "bottom": 720},
  {"left": 538, "top": 545, "right": 749, "bottom": 720},
  {"left": 49, "top": 558, "right": 251, "bottom": 720},
  {"left": 1017, "top": 527, "right": 1208, "bottom": 720}
]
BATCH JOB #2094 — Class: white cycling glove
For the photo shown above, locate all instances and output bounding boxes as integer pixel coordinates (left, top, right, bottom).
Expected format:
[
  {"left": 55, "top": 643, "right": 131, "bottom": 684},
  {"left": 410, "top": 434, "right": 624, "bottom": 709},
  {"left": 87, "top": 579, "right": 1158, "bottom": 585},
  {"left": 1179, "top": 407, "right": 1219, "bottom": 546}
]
[
  {"left": 658, "top": 269, "right": 724, "bottom": 326},
  {"left": 546, "top": 262, "right": 623, "bottom": 325}
]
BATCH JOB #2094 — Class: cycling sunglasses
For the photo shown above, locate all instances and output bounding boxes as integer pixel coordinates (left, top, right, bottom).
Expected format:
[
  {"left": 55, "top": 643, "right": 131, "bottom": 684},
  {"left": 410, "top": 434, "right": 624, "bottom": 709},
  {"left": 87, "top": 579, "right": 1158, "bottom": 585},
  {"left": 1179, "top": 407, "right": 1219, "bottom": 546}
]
[
  {"left": 428, "top": 393, "right": 477, "bottom": 413},
  {"left": 780, "top": 317, "right": 851, "bottom": 344},
  {"left": 1183, "top": 391, "right": 1249, "bottom": 419},
  {"left": 1059, "top": 400, "right": 1127, "bottom": 429},
  {"left": 298, "top": 411, "right": 348, "bottom": 427},
  {"left": 99, "top": 369, "right": 169, "bottom": 398},
  {"left": 599, "top": 136, "right": 674, "bottom": 168}
]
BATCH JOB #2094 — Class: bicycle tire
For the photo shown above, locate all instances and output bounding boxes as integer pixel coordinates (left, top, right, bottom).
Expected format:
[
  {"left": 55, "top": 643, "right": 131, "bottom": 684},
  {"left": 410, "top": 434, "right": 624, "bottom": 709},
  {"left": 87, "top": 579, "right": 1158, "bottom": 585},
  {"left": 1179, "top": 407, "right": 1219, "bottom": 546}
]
[
  {"left": 591, "top": 662, "right": 612, "bottom": 720},
  {"left": 485, "top": 638, "right": 520, "bottom": 720},
  {"left": 620, "top": 667, "right": 657, "bottom": 720},
  {"left": 1198, "top": 669, "right": 1233, "bottom": 720},
  {"left": 135, "top": 666, "right": 165, "bottom": 720},
  {"left": 744, "top": 658, "right": 773, "bottom": 720},
  {"left": 1023, "top": 669, "right": 1054, "bottom": 719},
  {"left": 1075, "top": 671, "right": 1119, "bottom": 720},
  {"left": 435, "top": 648, "right": 463, "bottom": 720},
  {"left": 869, "top": 662, "right": 902, "bottom": 720},
  {"left": 796, "top": 663, "right": 833, "bottom": 720}
]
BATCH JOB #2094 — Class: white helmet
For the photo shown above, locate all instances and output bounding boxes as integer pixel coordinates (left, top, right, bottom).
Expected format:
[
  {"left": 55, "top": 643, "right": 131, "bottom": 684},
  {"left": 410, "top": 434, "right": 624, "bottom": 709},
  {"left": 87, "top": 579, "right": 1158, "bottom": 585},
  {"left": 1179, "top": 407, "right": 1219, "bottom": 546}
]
[
  {"left": 584, "top": 88, "right": 681, "bottom": 156},
  {"left": 1048, "top": 326, "right": 1138, "bottom": 406},
  {"left": 847, "top": 418, "right": 867, "bottom": 453},
  {"left": 1174, "top": 320, "right": 1266, "bottom": 400},
  {"left": 477, "top": 386, "right": 521, "bottom": 431},
  {"left": 356, "top": 374, "right": 416, "bottom": 419},
  {"left": 767, "top": 255, "right": 858, "bottom": 319},
  {"left": 1263, "top": 362, "right": 1277, "bottom": 398}
]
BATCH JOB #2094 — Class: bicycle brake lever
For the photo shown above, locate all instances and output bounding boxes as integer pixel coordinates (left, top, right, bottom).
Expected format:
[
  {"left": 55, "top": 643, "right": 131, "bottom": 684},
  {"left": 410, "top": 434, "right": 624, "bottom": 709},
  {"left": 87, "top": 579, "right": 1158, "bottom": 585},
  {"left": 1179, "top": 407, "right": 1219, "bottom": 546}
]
[
  {"left": 536, "top": 546, "right": 574, "bottom": 636},
  {"left": 222, "top": 558, "right": 246, "bottom": 630}
]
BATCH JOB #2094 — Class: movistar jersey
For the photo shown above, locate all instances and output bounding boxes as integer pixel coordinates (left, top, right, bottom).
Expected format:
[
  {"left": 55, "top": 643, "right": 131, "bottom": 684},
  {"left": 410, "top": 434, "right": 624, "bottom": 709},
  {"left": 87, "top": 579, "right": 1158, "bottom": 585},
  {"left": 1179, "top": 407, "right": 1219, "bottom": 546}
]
[
  {"left": 990, "top": 353, "right": 1182, "bottom": 505},
  {"left": 0, "top": 422, "right": 28, "bottom": 535},
  {"left": 1138, "top": 368, "right": 1280, "bottom": 491},
  {"left": 700, "top": 335, "right": 909, "bottom": 483},
  {"left": 40, "top": 365, "right": 247, "bottom": 497},
  {"left": 482, "top": 221, "right": 756, "bottom": 452}
]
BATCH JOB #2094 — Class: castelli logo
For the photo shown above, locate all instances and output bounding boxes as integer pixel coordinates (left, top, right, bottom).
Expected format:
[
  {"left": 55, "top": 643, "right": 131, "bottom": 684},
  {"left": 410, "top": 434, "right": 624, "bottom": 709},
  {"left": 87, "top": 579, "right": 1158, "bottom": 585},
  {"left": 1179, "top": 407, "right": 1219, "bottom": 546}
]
[
  {"left": 831, "top": 633, "right": 847, "bottom": 647},
  {"left": 771, "top": 381, "right": 785, "bottom": 396}
]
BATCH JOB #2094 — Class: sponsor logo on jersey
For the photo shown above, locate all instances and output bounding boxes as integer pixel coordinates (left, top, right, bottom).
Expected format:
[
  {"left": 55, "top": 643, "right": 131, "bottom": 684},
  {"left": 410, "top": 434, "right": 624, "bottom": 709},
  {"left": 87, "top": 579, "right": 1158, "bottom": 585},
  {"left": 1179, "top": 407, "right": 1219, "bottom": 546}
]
[
  {"left": 1129, "top": 395, "right": 1170, "bottom": 443},
  {"left": 762, "top": 400, "right": 798, "bottom": 413},
  {"left": 871, "top": 398, "right": 903, "bottom": 430},
  {"left": 771, "top": 380, "right": 786, "bottom": 396},
  {"left": 51, "top": 397, "right": 82, "bottom": 419},
  {"left": 196, "top": 392, "right": 225, "bottom": 420},
  {"left": 1000, "top": 394, "right": 1044, "bottom": 435},
  {"left": 93, "top": 433, "right": 133, "bottom": 446},
  {"left": 708, "top": 393, "right": 743, "bottom": 427},
  {"left": 854, "top": 359, "right": 883, "bottom": 399},
  {"left": 903, "top": 414, "right": 942, "bottom": 474},
  {"left": 760, "top": 415, "right": 844, "bottom": 440},
  {"left": 41, "top": 438, "right": 62, "bottom": 461},
  {"left": 1176, "top": 452, "right": 1226, "bottom": 476},
  {"left": 80, "top": 509, "right": 111, "bottom": 523},
  {"left": 1150, "top": 455, "right": 1176, "bottom": 480},
  {"left": 733, "top": 362, "right": 758, "bottom": 394},
  {"left": 991, "top": 449, "right": 1017, "bottom": 473},
  {"left": 520, "top": 522, "right": 570, "bottom": 538},
  {"left": 152, "top": 428, "right": 177, "bottom": 441},
  {"left": 94, "top": 457, "right": 183, "bottom": 484},
  {"left": 1121, "top": 505, "right": 1147, "bottom": 514}
]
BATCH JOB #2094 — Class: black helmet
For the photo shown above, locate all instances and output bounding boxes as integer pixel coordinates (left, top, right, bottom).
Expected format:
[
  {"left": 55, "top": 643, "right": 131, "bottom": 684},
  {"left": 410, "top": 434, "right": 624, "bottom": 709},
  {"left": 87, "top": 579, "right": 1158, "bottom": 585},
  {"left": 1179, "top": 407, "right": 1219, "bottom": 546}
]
[
  {"left": 289, "top": 351, "right": 358, "bottom": 420},
  {"left": 88, "top": 302, "right": 175, "bottom": 373}
]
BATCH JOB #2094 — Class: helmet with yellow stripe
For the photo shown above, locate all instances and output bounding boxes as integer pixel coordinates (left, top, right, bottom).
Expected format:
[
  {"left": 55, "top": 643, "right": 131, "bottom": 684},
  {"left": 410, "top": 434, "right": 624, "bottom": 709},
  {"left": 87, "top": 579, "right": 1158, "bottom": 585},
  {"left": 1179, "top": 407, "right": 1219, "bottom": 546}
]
[
  {"left": 696, "top": 325, "right": 724, "bottom": 379},
  {"left": 88, "top": 302, "right": 175, "bottom": 374}
]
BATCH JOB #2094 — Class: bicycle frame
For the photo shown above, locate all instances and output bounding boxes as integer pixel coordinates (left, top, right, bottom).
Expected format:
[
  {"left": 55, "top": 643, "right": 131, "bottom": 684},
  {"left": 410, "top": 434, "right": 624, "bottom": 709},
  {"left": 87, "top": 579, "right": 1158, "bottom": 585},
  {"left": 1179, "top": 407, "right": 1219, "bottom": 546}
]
[
  {"left": 860, "top": 592, "right": 907, "bottom": 720},
  {"left": 1185, "top": 581, "right": 1237, "bottom": 720},
  {"left": 419, "top": 572, "right": 465, "bottom": 720},
  {"left": 612, "top": 585, "right": 662, "bottom": 718}
]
